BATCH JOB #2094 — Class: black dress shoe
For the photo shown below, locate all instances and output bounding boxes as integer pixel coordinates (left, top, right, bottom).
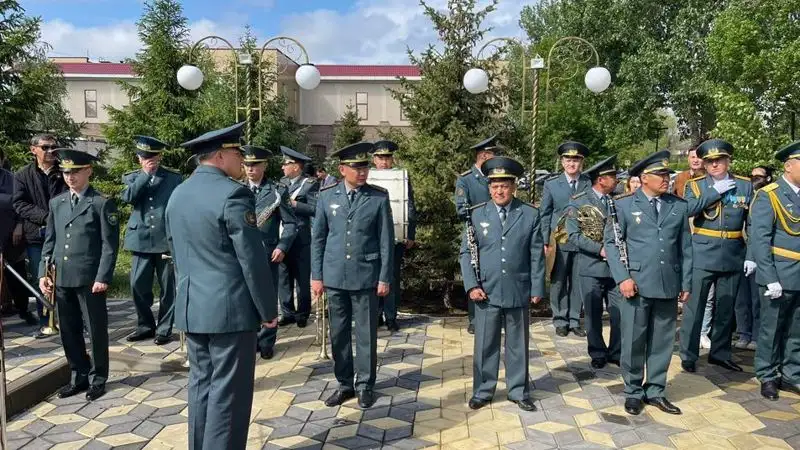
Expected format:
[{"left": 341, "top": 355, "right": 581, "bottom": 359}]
[
  {"left": 468, "top": 397, "right": 489, "bottom": 410},
  {"left": 357, "top": 390, "right": 376, "bottom": 408},
  {"left": 624, "top": 398, "right": 643, "bottom": 415},
  {"left": 386, "top": 320, "right": 400, "bottom": 332},
  {"left": 681, "top": 361, "right": 696, "bottom": 373},
  {"left": 278, "top": 317, "right": 295, "bottom": 327},
  {"left": 86, "top": 385, "right": 106, "bottom": 401},
  {"left": 708, "top": 358, "right": 743, "bottom": 372},
  {"left": 467, "top": 324, "right": 475, "bottom": 335},
  {"left": 153, "top": 334, "right": 171, "bottom": 345},
  {"left": 761, "top": 380, "right": 780, "bottom": 400},
  {"left": 127, "top": 329, "right": 155, "bottom": 342},
  {"left": 324, "top": 390, "right": 355, "bottom": 407},
  {"left": 591, "top": 358, "right": 607, "bottom": 369},
  {"left": 260, "top": 348, "right": 274, "bottom": 360},
  {"left": 555, "top": 326, "right": 569, "bottom": 337},
  {"left": 779, "top": 379, "right": 800, "bottom": 396},
  {"left": 378, "top": 315, "right": 385, "bottom": 326},
  {"left": 571, "top": 327, "right": 587, "bottom": 337},
  {"left": 644, "top": 397, "right": 681, "bottom": 415},
  {"left": 511, "top": 398, "right": 536, "bottom": 411},
  {"left": 296, "top": 318, "right": 307, "bottom": 328},
  {"left": 58, "top": 383, "right": 89, "bottom": 398}
]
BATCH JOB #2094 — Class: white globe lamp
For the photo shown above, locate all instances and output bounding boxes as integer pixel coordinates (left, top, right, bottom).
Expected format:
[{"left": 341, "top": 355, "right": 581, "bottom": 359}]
[
  {"left": 296, "top": 64, "right": 321, "bottom": 90},
  {"left": 584, "top": 66, "right": 611, "bottom": 93},
  {"left": 177, "top": 65, "right": 204, "bottom": 91},
  {"left": 463, "top": 68, "right": 490, "bottom": 94}
]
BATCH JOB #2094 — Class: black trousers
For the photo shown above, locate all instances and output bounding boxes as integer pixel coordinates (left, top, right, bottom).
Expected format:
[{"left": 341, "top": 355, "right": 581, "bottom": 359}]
[
  {"left": 2, "top": 258, "right": 31, "bottom": 314},
  {"left": 57, "top": 285, "right": 109, "bottom": 387}
]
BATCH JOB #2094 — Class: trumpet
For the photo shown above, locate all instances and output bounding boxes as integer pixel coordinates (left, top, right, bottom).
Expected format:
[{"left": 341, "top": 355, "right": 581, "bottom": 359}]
[
  {"left": 41, "top": 256, "right": 58, "bottom": 334},
  {"left": 314, "top": 291, "right": 330, "bottom": 360}
]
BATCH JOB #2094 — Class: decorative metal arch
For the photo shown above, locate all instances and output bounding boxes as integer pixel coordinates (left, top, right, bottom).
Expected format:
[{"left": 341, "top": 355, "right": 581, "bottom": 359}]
[{"left": 544, "top": 36, "right": 600, "bottom": 124}]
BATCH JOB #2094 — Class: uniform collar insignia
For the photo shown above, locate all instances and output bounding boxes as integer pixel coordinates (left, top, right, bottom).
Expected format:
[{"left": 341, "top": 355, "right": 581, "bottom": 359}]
[{"left": 479, "top": 222, "right": 490, "bottom": 228}]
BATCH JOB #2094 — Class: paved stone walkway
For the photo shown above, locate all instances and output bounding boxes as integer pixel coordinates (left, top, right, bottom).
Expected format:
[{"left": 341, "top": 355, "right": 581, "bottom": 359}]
[{"left": 4, "top": 312, "right": 800, "bottom": 449}]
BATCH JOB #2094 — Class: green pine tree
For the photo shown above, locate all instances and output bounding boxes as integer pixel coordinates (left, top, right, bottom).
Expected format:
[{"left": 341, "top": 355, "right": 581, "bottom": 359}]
[{"left": 332, "top": 103, "right": 365, "bottom": 150}]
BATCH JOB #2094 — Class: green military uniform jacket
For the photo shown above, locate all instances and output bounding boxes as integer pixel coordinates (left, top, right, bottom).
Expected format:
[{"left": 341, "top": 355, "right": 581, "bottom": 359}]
[
  {"left": 539, "top": 173, "right": 592, "bottom": 250},
  {"left": 603, "top": 190, "right": 693, "bottom": 299},
  {"left": 459, "top": 199, "right": 546, "bottom": 308},
  {"left": 280, "top": 175, "right": 318, "bottom": 245},
  {"left": 684, "top": 174, "right": 753, "bottom": 272},
  {"left": 165, "top": 165, "right": 277, "bottom": 333},
  {"left": 121, "top": 167, "right": 183, "bottom": 254},
  {"left": 565, "top": 190, "right": 611, "bottom": 278},
  {"left": 252, "top": 180, "right": 297, "bottom": 252},
  {"left": 311, "top": 182, "right": 395, "bottom": 290},
  {"left": 750, "top": 178, "right": 800, "bottom": 291},
  {"left": 455, "top": 166, "right": 490, "bottom": 221},
  {"left": 39, "top": 186, "right": 120, "bottom": 287}
]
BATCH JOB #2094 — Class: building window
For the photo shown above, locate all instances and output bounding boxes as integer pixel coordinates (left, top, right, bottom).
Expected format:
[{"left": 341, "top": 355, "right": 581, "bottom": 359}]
[
  {"left": 400, "top": 103, "right": 408, "bottom": 121},
  {"left": 84, "top": 90, "right": 97, "bottom": 118},
  {"left": 356, "top": 92, "right": 368, "bottom": 120}
]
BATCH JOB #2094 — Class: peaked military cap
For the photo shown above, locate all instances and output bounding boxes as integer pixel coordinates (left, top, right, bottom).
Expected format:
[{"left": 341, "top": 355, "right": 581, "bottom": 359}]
[
  {"left": 557, "top": 141, "right": 590, "bottom": 159},
  {"left": 133, "top": 135, "right": 168, "bottom": 158},
  {"left": 241, "top": 145, "right": 271, "bottom": 164},
  {"left": 280, "top": 146, "right": 312, "bottom": 164},
  {"left": 180, "top": 122, "right": 245, "bottom": 156},
  {"left": 55, "top": 148, "right": 99, "bottom": 172},
  {"left": 332, "top": 142, "right": 374, "bottom": 168},
  {"left": 775, "top": 140, "right": 800, "bottom": 162},
  {"left": 470, "top": 135, "right": 501, "bottom": 153},
  {"left": 585, "top": 155, "right": 618, "bottom": 180},
  {"left": 696, "top": 139, "right": 734, "bottom": 160},
  {"left": 481, "top": 156, "right": 525, "bottom": 181},
  {"left": 629, "top": 149, "right": 673, "bottom": 177},
  {"left": 373, "top": 140, "right": 398, "bottom": 156}
]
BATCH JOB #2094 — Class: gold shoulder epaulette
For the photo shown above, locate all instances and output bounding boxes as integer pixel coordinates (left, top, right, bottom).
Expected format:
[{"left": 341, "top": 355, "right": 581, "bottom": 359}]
[
  {"left": 571, "top": 191, "right": 587, "bottom": 200},
  {"left": 468, "top": 202, "right": 487, "bottom": 211},
  {"left": 762, "top": 182, "right": 778, "bottom": 193},
  {"left": 460, "top": 169, "right": 472, "bottom": 177},
  {"left": 733, "top": 174, "right": 749, "bottom": 181},
  {"left": 688, "top": 174, "right": 705, "bottom": 182},
  {"left": 320, "top": 182, "right": 339, "bottom": 192},
  {"left": 614, "top": 192, "right": 634, "bottom": 200}
]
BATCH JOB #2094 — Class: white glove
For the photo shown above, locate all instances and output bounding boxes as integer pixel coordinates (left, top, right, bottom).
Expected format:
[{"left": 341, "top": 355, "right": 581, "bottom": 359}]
[
  {"left": 713, "top": 178, "right": 736, "bottom": 194},
  {"left": 764, "top": 282, "right": 783, "bottom": 299},
  {"left": 743, "top": 260, "right": 757, "bottom": 277}
]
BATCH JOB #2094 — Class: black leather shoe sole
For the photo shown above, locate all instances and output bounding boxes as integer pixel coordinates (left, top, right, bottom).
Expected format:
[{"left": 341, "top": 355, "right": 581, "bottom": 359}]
[
  {"left": 260, "top": 348, "right": 274, "bottom": 360},
  {"left": 681, "top": 361, "right": 696, "bottom": 373},
  {"left": 296, "top": 319, "right": 308, "bottom": 328},
  {"left": 86, "top": 385, "right": 106, "bottom": 401},
  {"left": 644, "top": 397, "right": 681, "bottom": 415},
  {"left": 467, "top": 324, "right": 475, "bottom": 335},
  {"left": 779, "top": 380, "right": 800, "bottom": 396},
  {"left": 708, "top": 358, "right": 743, "bottom": 372},
  {"left": 512, "top": 399, "right": 536, "bottom": 411},
  {"left": 761, "top": 381, "right": 780, "bottom": 401},
  {"left": 325, "top": 390, "right": 355, "bottom": 407},
  {"left": 58, "top": 384, "right": 89, "bottom": 398},
  {"left": 624, "top": 398, "right": 643, "bottom": 415},
  {"left": 357, "top": 391, "right": 376, "bottom": 409},
  {"left": 154, "top": 335, "right": 171, "bottom": 345},
  {"left": 571, "top": 328, "right": 587, "bottom": 337},
  {"left": 555, "top": 327, "right": 569, "bottom": 337},
  {"left": 468, "top": 397, "right": 489, "bottom": 410},
  {"left": 127, "top": 330, "right": 155, "bottom": 342},
  {"left": 591, "top": 359, "right": 607, "bottom": 369}
]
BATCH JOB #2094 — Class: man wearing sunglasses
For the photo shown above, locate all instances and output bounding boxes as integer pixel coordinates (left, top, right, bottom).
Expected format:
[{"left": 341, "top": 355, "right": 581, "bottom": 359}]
[{"left": 13, "top": 134, "right": 68, "bottom": 337}]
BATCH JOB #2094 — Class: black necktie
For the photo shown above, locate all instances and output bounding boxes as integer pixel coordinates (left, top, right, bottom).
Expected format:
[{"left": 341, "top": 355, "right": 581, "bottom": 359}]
[
  {"left": 570, "top": 180, "right": 577, "bottom": 193},
  {"left": 348, "top": 189, "right": 357, "bottom": 205},
  {"left": 650, "top": 198, "right": 659, "bottom": 220},
  {"left": 499, "top": 206, "right": 507, "bottom": 226},
  {"left": 251, "top": 185, "right": 258, "bottom": 194},
  {"left": 601, "top": 195, "right": 608, "bottom": 211},
  {"left": 71, "top": 193, "right": 78, "bottom": 208}
]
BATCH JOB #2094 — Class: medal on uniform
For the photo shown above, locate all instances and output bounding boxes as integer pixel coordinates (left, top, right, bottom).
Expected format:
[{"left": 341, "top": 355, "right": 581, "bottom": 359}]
[
  {"left": 480, "top": 222, "right": 489, "bottom": 236},
  {"left": 632, "top": 211, "right": 642, "bottom": 224},
  {"left": 330, "top": 204, "right": 340, "bottom": 217}
]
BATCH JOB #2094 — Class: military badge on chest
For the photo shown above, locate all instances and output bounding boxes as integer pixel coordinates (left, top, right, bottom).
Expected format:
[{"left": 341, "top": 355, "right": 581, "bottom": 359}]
[
  {"left": 632, "top": 211, "right": 642, "bottom": 224},
  {"left": 480, "top": 222, "right": 490, "bottom": 236},
  {"left": 330, "top": 204, "right": 340, "bottom": 217},
  {"left": 244, "top": 211, "right": 257, "bottom": 227}
]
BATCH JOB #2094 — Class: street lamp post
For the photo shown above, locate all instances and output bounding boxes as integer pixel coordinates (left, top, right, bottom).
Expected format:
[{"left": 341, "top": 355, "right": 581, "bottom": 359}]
[
  {"left": 464, "top": 36, "right": 611, "bottom": 199},
  {"left": 177, "top": 35, "right": 320, "bottom": 144}
]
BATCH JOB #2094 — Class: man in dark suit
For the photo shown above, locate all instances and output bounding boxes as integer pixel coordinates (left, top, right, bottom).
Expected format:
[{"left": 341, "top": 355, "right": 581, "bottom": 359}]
[
  {"left": 38, "top": 149, "right": 120, "bottom": 401},
  {"left": 278, "top": 146, "right": 318, "bottom": 328},
  {"left": 311, "top": 141, "right": 394, "bottom": 409},
  {"left": 121, "top": 136, "right": 183, "bottom": 345},
  {"left": 166, "top": 123, "right": 278, "bottom": 449}
]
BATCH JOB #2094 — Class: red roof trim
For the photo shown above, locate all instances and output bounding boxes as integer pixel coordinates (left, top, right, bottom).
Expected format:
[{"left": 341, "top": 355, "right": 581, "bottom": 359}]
[
  {"left": 55, "top": 62, "right": 420, "bottom": 78},
  {"left": 56, "top": 62, "right": 135, "bottom": 76}
]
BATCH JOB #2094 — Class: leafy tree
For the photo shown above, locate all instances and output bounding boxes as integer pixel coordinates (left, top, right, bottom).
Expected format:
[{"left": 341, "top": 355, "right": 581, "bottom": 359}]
[
  {"left": 332, "top": 103, "right": 365, "bottom": 150},
  {"left": 0, "top": 0, "right": 80, "bottom": 169}
]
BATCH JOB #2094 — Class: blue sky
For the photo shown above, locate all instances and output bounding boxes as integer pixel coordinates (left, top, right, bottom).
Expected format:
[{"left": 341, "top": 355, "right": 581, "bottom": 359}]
[{"left": 23, "top": 0, "right": 529, "bottom": 64}]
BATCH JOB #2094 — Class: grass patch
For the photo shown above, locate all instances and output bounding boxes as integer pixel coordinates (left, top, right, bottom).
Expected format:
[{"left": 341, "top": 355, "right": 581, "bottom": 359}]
[{"left": 109, "top": 250, "right": 132, "bottom": 298}]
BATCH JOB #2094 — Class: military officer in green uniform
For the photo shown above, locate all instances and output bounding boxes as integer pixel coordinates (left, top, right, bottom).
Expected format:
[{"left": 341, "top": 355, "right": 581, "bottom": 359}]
[
  {"left": 278, "top": 146, "right": 318, "bottom": 328},
  {"left": 166, "top": 123, "right": 278, "bottom": 450},
  {"left": 121, "top": 136, "right": 183, "bottom": 345},
  {"left": 751, "top": 141, "right": 800, "bottom": 401},
  {"left": 311, "top": 141, "right": 394, "bottom": 409},
  {"left": 540, "top": 141, "right": 592, "bottom": 337},
  {"left": 241, "top": 145, "right": 298, "bottom": 360},
  {"left": 38, "top": 149, "right": 119, "bottom": 401},
  {"left": 679, "top": 139, "right": 752, "bottom": 373},
  {"left": 604, "top": 150, "right": 692, "bottom": 416},
  {"left": 460, "top": 156, "right": 544, "bottom": 412},
  {"left": 371, "top": 140, "right": 416, "bottom": 332},
  {"left": 455, "top": 136, "right": 498, "bottom": 334},
  {"left": 565, "top": 155, "right": 621, "bottom": 369}
]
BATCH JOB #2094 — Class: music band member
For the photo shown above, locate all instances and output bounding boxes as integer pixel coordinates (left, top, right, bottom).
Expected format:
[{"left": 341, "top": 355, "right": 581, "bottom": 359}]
[
  {"left": 540, "top": 141, "right": 591, "bottom": 338},
  {"left": 241, "top": 145, "right": 298, "bottom": 360},
  {"left": 751, "top": 141, "right": 800, "bottom": 401},
  {"left": 121, "top": 136, "right": 182, "bottom": 345},
  {"left": 370, "top": 140, "right": 416, "bottom": 332},
  {"left": 604, "top": 150, "right": 691, "bottom": 416},
  {"left": 455, "top": 136, "right": 497, "bottom": 334},
  {"left": 565, "top": 155, "right": 621, "bottom": 369},
  {"left": 278, "top": 146, "right": 319, "bottom": 328},
  {"left": 311, "top": 141, "right": 394, "bottom": 409},
  {"left": 39, "top": 149, "right": 120, "bottom": 401},
  {"left": 679, "top": 139, "right": 751, "bottom": 373},
  {"left": 460, "top": 156, "right": 544, "bottom": 412}
]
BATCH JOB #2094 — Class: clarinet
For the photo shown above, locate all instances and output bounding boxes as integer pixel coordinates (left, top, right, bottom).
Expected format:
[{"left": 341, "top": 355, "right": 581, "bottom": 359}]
[
  {"left": 464, "top": 205, "right": 482, "bottom": 288},
  {"left": 607, "top": 197, "right": 629, "bottom": 270}
]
